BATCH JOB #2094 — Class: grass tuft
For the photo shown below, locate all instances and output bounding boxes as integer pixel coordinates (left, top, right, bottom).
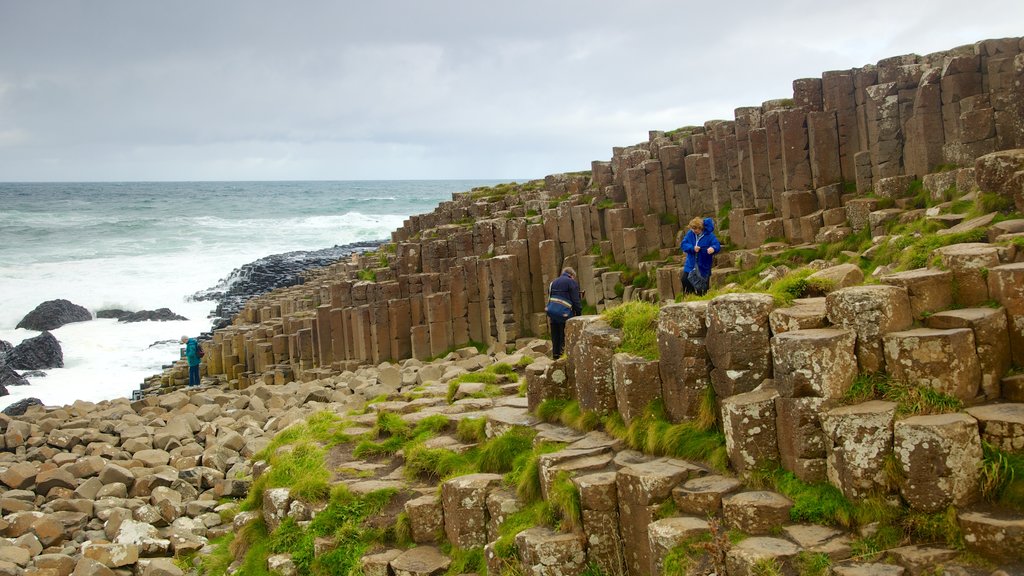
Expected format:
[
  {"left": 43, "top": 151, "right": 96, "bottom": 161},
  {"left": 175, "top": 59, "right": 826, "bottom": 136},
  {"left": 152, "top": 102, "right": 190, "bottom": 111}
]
[{"left": 602, "top": 300, "right": 660, "bottom": 359}]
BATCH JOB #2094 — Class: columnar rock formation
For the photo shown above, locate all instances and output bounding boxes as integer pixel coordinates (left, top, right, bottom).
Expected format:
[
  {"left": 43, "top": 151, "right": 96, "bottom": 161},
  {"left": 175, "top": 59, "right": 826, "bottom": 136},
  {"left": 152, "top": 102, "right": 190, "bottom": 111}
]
[{"left": 149, "top": 38, "right": 1024, "bottom": 395}]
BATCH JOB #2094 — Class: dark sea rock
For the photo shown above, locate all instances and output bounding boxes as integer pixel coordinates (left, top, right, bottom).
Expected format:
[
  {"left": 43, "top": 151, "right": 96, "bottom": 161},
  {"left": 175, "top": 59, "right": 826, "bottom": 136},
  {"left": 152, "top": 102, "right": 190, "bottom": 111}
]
[
  {"left": 19, "top": 370, "right": 46, "bottom": 378},
  {"left": 16, "top": 299, "right": 92, "bottom": 331},
  {"left": 6, "top": 331, "right": 63, "bottom": 370},
  {"left": 0, "top": 365, "right": 27, "bottom": 388},
  {"left": 96, "top": 309, "right": 131, "bottom": 320},
  {"left": 2, "top": 397, "right": 43, "bottom": 416},
  {"left": 0, "top": 340, "right": 12, "bottom": 355},
  {"left": 119, "top": 308, "right": 188, "bottom": 323},
  {"left": 193, "top": 240, "right": 381, "bottom": 327}
]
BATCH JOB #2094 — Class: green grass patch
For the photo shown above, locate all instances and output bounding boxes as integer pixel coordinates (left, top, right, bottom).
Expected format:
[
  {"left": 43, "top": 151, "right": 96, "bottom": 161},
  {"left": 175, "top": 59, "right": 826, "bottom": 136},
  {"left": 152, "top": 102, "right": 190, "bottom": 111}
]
[
  {"left": 204, "top": 485, "right": 397, "bottom": 576},
  {"left": 456, "top": 417, "right": 487, "bottom": 444},
  {"left": 602, "top": 300, "right": 660, "bottom": 360},
  {"left": 352, "top": 412, "right": 449, "bottom": 459},
  {"left": 793, "top": 551, "right": 831, "bottom": 576},
  {"left": 605, "top": 399, "right": 728, "bottom": 471},
  {"left": 442, "top": 545, "right": 486, "bottom": 575},
  {"left": 548, "top": 471, "right": 583, "bottom": 532},
  {"left": 843, "top": 373, "right": 963, "bottom": 416},
  {"left": 981, "top": 442, "right": 1024, "bottom": 513},
  {"left": 356, "top": 268, "right": 377, "bottom": 282}
]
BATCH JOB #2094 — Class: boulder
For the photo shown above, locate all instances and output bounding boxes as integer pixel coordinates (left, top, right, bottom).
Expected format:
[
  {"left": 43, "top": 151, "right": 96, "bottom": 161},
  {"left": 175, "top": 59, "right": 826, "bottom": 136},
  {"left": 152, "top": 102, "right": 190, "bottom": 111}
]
[
  {"left": 775, "top": 397, "right": 833, "bottom": 483},
  {"left": 0, "top": 365, "right": 26, "bottom": 390},
  {"left": 807, "top": 263, "right": 863, "bottom": 293},
  {"left": 988, "top": 263, "right": 1024, "bottom": 366},
  {"left": 926, "top": 308, "right": 1012, "bottom": 399},
  {"left": 6, "top": 331, "right": 63, "bottom": 370},
  {"left": 16, "top": 299, "right": 91, "bottom": 331},
  {"left": 2, "top": 397, "right": 43, "bottom": 417}
]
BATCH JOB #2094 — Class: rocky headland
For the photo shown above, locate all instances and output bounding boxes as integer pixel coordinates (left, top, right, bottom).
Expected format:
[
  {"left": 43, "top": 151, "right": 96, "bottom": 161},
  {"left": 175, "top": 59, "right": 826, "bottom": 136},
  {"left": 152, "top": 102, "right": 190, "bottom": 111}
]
[{"left": 1, "top": 37, "right": 1024, "bottom": 576}]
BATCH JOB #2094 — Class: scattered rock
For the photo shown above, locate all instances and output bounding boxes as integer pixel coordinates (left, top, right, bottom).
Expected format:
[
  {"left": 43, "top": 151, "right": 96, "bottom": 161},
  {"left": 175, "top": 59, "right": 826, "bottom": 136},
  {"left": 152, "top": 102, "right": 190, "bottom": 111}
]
[
  {"left": 5, "top": 331, "right": 63, "bottom": 370},
  {"left": 96, "top": 309, "right": 130, "bottom": 320},
  {"left": 16, "top": 299, "right": 92, "bottom": 331},
  {"left": 118, "top": 308, "right": 188, "bottom": 323},
  {"left": 0, "top": 365, "right": 27, "bottom": 388}
]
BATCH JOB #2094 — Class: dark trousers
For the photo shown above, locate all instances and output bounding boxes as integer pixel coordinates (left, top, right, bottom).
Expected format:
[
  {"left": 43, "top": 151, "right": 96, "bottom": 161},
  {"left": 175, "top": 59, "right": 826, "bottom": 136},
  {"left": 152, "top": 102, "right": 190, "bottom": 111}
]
[
  {"left": 550, "top": 320, "right": 567, "bottom": 359},
  {"left": 188, "top": 365, "right": 200, "bottom": 387},
  {"left": 681, "top": 271, "right": 708, "bottom": 296}
]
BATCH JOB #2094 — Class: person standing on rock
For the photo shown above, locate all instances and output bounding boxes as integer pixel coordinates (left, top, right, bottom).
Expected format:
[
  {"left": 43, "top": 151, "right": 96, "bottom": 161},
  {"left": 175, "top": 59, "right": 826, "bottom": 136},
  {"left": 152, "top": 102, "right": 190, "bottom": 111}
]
[
  {"left": 679, "top": 216, "right": 721, "bottom": 296},
  {"left": 546, "top": 267, "right": 582, "bottom": 359},
  {"left": 181, "top": 336, "right": 202, "bottom": 387}
]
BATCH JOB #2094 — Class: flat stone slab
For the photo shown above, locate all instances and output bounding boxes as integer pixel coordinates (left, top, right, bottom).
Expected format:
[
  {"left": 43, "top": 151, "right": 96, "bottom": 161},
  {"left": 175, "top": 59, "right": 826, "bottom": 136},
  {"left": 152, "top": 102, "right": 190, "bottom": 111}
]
[
  {"left": 958, "top": 509, "right": 1024, "bottom": 563},
  {"left": 725, "top": 536, "right": 801, "bottom": 575},
  {"left": 672, "top": 474, "right": 742, "bottom": 516},
  {"left": 390, "top": 546, "right": 451, "bottom": 576},
  {"left": 723, "top": 491, "right": 794, "bottom": 535},
  {"left": 483, "top": 406, "right": 539, "bottom": 438},
  {"left": 533, "top": 423, "right": 586, "bottom": 445},
  {"left": 345, "top": 480, "right": 406, "bottom": 495},
  {"left": 831, "top": 564, "right": 906, "bottom": 575}
]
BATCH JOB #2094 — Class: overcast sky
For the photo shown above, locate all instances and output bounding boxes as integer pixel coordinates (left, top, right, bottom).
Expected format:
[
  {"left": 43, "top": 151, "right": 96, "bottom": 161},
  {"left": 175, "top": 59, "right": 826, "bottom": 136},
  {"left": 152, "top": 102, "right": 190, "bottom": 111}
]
[{"left": 1, "top": 1, "right": 1022, "bottom": 182}]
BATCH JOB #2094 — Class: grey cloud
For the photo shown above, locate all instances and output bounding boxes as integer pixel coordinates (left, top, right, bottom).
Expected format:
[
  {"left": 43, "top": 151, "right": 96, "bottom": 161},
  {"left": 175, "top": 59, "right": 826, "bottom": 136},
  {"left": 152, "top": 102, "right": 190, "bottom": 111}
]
[{"left": 1, "top": 0, "right": 1022, "bottom": 181}]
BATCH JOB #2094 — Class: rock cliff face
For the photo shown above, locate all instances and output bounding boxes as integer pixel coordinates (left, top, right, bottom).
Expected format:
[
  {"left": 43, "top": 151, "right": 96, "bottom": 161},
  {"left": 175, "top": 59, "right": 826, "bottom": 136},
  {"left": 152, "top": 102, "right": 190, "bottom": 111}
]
[{"left": 155, "top": 37, "right": 1024, "bottom": 394}]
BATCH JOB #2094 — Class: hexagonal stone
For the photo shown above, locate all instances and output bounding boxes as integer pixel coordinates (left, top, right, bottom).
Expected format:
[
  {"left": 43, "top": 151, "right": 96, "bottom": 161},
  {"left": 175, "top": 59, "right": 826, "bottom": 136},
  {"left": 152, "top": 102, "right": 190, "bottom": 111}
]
[
  {"left": 515, "top": 527, "right": 586, "bottom": 576},
  {"left": 706, "top": 293, "right": 775, "bottom": 398},
  {"left": 988, "top": 263, "right": 1024, "bottom": 365},
  {"left": 821, "top": 401, "right": 897, "bottom": 499},
  {"left": 768, "top": 297, "right": 828, "bottom": 335},
  {"left": 361, "top": 549, "right": 401, "bottom": 576},
  {"left": 880, "top": 268, "right": 953, "bottom": 321},
  {"left": 958, "top": 509, "right": 1024, "bottom": 564},
  {"left": 440, "top": 473, "right": 502, "bottom": 548},
  {"left": 893, "top": 413, "right": 982, "bottom": 513},
  {"left": 722, "top": 491, "right": 793, "bottom": 535},
  {"left": 936, "top": 243, "right": 1000, "bottom": 306},
  {"left": 722, "top": 386, "right": 780, "bottom": 478},
  {"left": 647, "top": 516, "right": 709, "bottom": 576},
  {"left": 826, "top": 285, "right": 912, "bottom": 373},
  {"left": 724, "top": 536, "right": 801, "bottom": 576},
  {"left": 671, "top": 474, "right": 742, "bottom": 516},
  {"left": 965, "top": 403, "right": 1024, "bottom": 453},
  {"left": 882, "top": 328, "right": 981, "bottom": 401},
  {"left": 771, "top": 328, "right": 857, "bottom": 399},
  {"left": 927, "top": 307, "right": 1012, "bottom": 399},
  {"left": 404, "top": 495, "right": 443, "bottom": 544}
]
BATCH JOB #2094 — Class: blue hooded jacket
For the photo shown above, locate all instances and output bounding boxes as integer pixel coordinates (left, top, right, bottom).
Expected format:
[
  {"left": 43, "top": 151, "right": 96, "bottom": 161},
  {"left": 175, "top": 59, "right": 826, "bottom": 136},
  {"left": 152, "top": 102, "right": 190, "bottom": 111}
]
[{"left": 679, "top": 217, "right": 721, "bottom": 277}]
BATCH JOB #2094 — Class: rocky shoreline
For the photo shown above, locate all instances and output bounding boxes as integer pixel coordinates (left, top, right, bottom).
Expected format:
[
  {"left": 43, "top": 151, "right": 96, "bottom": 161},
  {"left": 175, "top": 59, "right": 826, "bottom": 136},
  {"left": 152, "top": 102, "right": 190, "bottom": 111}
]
[{"left": 191, "top": 240, "right": 383, "bottom": 330}]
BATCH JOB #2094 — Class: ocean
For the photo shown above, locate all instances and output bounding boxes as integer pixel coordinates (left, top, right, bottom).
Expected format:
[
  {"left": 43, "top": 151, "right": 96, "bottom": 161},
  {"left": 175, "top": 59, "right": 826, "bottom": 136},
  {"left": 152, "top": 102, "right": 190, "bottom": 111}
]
[{"left": 0, "top": 180, "right": 508, "bottom": 409}]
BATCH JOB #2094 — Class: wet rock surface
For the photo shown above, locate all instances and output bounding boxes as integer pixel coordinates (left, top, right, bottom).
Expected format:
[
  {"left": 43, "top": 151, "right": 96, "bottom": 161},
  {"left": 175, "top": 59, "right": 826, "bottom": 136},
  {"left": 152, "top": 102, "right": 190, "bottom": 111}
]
[
  {"left": 16, "top": 299, "right": 92, "bottom": 331},
  {"left": 4, "top": 331, "right": 63, "bottom": 370}
]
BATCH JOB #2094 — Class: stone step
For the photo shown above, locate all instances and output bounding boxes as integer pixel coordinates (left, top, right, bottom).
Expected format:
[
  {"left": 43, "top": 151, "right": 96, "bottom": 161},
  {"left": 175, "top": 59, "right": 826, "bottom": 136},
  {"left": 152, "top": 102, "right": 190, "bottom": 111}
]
[{"left": 722, "top": 490, "right": 794, "bottom": 535}]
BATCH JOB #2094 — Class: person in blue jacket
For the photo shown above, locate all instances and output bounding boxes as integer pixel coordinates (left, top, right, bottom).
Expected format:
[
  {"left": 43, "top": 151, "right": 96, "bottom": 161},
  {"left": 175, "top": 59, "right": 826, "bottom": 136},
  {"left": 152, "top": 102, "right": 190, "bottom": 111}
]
[
  {"left": 679, "top": 216, "right": 721, "bottom": 296},
  {"left": 181, "top": 335, "right": 202, "bottom": 387},
  {"left": 546, "top": 267, "right": 582, "bottom": 359}
]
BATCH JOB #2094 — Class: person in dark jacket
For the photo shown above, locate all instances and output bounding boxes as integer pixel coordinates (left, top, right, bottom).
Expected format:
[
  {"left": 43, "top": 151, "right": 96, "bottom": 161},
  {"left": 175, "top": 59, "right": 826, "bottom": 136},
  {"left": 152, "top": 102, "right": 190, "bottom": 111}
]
[
  {"left": 181, "top": 335, "right": 202, "bottom": 387},
  {"left": 546, "top": 267, "right": 582, "bottom": 359},
  {"left": 679, "top": 216, "right": 721, "bottom": 296}
]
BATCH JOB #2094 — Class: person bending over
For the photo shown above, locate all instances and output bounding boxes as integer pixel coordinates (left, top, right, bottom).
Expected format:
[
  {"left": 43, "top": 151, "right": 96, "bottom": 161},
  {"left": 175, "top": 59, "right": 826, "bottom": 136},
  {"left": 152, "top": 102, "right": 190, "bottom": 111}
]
[{"left": 546, "top": 267, "right": 582, "bottom": 359}]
